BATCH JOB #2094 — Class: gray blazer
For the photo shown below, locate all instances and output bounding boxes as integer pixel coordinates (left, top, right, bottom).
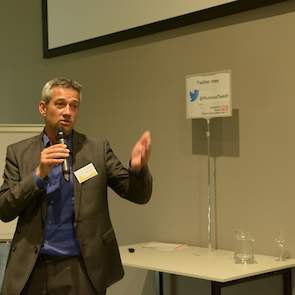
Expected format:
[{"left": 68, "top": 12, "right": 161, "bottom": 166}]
[{"left": 0, "top": 131, "right": 152, "bottom": 295}]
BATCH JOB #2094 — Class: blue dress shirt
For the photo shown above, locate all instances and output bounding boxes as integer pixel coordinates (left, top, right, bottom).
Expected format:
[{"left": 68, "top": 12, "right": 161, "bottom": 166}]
[{"left": 35, "top": 133, "right": 80, "bottom": 256}]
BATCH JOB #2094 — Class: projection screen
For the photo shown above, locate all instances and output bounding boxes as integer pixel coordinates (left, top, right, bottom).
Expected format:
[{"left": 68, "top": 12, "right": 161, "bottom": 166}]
[{"left": 42, "top": 0, "right": 288, "bottom": 58}]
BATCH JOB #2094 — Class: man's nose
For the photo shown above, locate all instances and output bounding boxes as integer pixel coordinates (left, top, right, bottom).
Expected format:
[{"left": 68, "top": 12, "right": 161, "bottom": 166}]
[{"left": 63, "top": 105, "right": 71, "bottom": 115}]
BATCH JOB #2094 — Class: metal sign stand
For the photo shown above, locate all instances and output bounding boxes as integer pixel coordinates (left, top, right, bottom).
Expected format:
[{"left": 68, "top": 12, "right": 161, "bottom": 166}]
[
  {"left": 186, "top": 70, "right": 232, "bottom": 253},
  {"left": 205, "top": 117, "right": 214, "bottom": 252}
]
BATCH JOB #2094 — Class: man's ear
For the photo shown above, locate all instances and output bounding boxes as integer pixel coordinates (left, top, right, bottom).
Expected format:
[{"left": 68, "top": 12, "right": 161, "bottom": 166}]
[{"left": 39, "top": 101, "right": 47, "bottom": 117}]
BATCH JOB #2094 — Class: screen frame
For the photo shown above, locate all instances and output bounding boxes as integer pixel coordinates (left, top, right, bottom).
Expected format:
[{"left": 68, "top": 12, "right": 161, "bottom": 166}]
[{"left": 42, "top": 0, "right": 287, "bottom": 58}]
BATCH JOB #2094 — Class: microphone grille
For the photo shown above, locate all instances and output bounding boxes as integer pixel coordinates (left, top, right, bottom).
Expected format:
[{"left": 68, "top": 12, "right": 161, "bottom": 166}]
[{"left": 56, "top": 128, "right": 64, "bottom": 140}]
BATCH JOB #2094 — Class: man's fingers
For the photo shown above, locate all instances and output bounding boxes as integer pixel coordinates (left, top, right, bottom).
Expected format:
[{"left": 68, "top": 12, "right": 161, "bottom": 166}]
[
  {"left": 140, "top": 131, "right": 151, "bottom": 145},
  {"left": 45, "top": 143, "right": 67, "bottom": 150},
  {"left": 141, "top": 131, "right": 151, "bottom": 153},
  {"left": 42, "top": 151, "right": 69, "bottom": 159},
  {"left": 42, "top": 158, "right": 65, "bottom": 165},
  {"left": 42, "top": 144, "right": 70, "bottom": 160},
  {"left": 130, "top": 131, "right": 151, "bottom": 171},
  {"left": 44, "top": 147, "right": 69, "bottom": 154}
]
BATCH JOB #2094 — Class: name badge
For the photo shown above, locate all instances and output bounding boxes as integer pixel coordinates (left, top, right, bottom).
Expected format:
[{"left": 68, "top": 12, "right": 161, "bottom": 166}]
[{"left": 74, "top": 163, "right": 98, "bottom": 183}]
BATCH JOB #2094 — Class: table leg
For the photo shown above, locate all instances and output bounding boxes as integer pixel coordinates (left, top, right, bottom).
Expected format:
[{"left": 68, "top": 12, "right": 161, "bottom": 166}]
[
  {"left": 211, "top": 281, "right": 221, "bottom": 295},
  {"left": 282, "top": 268, "right": 292, "bottom": 295},
  {"left": 155, "top": 271, "right": 164, "bottom": 295}
]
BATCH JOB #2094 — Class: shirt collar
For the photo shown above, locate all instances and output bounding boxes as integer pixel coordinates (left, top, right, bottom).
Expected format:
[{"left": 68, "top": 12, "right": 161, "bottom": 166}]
[{"left": 42, "top": 131, "right": 73, "bottom": 150}]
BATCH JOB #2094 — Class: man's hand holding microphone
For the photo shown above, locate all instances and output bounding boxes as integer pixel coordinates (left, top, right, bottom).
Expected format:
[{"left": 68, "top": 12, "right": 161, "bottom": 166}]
[{"left": 36, "top": 128, "right": 70, "bottom": 181}]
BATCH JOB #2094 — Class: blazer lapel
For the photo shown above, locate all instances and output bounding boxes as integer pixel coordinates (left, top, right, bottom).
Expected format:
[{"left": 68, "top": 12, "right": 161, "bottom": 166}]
[
  {"left": 32, "top": 132, "right": 49, "bottom": 225},
  {"left": 29, "top": 133, "right": 44, "bottom": 172},
  {"left": 72, "top": 131, "right": 85, "bottom": 222}
]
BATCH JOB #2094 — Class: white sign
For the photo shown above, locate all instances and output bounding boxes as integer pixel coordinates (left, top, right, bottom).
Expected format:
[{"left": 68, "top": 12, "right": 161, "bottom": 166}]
[
  {"left": 186, "top": 70, "right": 232, "bottom": 119},
  {"left": 74, "top": 163, "right": 98, "bottom": 184}
]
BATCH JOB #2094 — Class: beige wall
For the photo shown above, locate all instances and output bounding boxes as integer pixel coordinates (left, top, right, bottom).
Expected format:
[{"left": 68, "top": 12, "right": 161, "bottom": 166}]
[{"left": 2, "top": 1, "right": 295, "bottom": 294}]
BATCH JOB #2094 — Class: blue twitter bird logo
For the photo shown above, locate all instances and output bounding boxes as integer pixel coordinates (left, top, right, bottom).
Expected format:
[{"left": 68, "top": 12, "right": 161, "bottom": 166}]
[{"left": 189, "top": 89, "right": 199, "bottom": 102}]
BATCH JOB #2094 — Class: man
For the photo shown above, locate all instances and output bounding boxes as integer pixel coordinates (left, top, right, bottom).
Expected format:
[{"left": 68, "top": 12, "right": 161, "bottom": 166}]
[{"left": 0, "top": 78, "right": 152, "bottom": 295}]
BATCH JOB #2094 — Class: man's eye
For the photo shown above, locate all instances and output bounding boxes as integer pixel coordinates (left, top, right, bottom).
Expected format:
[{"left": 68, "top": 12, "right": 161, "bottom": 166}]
[
  {"left": 56, "top": 102, "right": 65, "bottom": 108},
  {"left": 71, "top": 104, "right": 79, "bottom": 110}
]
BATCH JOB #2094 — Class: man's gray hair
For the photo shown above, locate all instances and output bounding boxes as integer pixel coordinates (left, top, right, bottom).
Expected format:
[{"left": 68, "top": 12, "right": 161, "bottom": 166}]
[{"left": 41, "top": 78, "right": 82, "bottom": 103}]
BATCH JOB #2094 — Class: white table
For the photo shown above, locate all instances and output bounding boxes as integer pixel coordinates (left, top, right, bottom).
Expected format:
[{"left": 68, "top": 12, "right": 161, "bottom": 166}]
[{"left": 119, "top": 242, "right": 295, "bottom": 295}]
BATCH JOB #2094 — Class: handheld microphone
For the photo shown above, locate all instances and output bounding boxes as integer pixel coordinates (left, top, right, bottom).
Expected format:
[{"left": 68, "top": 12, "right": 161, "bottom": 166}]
[{"left": 56, "top": 128, "right": 70, "bottom": 181}]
